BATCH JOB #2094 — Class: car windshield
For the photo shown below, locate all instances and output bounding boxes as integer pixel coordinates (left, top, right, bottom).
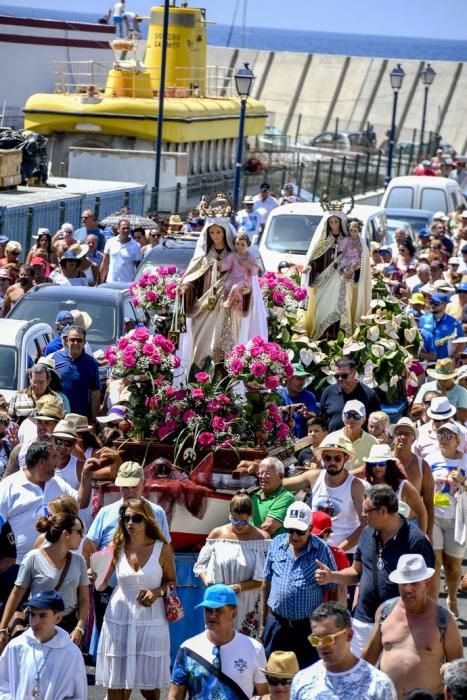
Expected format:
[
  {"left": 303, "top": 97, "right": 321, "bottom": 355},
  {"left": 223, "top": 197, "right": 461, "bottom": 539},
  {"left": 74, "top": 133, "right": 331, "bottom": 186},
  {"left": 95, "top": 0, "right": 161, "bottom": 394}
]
[
  {"left": 9, "top": 299, "right": 116, "bottom": 346},
  {"left": 264, "top": 214, "right": 322, "bottom": 254},
  {"left": 386, "top": 187, "right": 414, "bottom": 208},
  {"left": 0, "top": 346, "right": 18, "bottom": 390},
  {"left": 134, "top": 242, "right": 196, "bottom": 280},
  {"left": 399, "top": 215, "right": 430, "bottom": 233}
]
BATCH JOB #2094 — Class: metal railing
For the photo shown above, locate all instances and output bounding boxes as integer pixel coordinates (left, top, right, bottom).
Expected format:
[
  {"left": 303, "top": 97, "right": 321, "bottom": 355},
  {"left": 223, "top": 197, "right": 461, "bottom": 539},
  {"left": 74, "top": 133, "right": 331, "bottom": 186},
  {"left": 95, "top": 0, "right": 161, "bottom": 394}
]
[{"left": 53, "top": 61, "right": 236, "bottom": 99}]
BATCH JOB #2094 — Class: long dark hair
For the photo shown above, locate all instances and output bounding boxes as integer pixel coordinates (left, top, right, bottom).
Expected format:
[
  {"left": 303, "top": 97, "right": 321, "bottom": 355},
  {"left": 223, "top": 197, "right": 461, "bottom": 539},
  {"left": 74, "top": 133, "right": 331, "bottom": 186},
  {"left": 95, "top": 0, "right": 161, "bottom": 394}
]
[{"left": 365, "top": 459, "right": 406, "bottom": 492}]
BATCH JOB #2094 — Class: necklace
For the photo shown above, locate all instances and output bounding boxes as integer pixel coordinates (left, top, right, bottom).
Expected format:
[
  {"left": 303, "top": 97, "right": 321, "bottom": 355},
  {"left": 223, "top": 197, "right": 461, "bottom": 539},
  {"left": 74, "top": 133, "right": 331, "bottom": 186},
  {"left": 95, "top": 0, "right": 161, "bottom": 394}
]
[
  {"left": 32, "top": 646, "right": 52, "bottom": 699},
  {"left": 376, "top": 539, "right": 385, "bottom": 570}
]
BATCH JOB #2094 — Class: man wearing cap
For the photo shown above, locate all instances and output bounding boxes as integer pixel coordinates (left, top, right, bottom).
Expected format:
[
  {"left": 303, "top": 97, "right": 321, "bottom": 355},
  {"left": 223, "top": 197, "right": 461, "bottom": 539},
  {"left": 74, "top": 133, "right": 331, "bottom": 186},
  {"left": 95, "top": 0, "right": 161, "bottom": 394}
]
[
  {"left": 1, "top": 264, "right": 34, "bottom": 317},
  {"left": 54, "top": 325, "right": 100, "bottom": 420},
  {"left": 0, "top": 234, "right": 9, "bottom": 263},
  {"left": 251, "top": 458, "right": 295, "bottom": 537},
  {"left": 291, "top": 602, "right": 397, "bottom": 700},
  {"left": 410, "top": 261, "right": 431, "bottom": 292},
  {"left": 169, "top": 583, "right": 268, "bottom": 700},
  {"left": 83, "top": 460, "right": 169, "bottom": 631},
  {"left": 419, "top": 292, "right": 464, "bottom": 360},
  {"left": 363, "top": 554, "right": 462, "bottom": 698},
  {"left": 253, "top": 183, "right": 278, "bottom": 231},
  {"left": 320, "top": 358, "right": 381, "bottom": 432},
  {"left": 413, "top": 360, "right": 467, "bottom": 424},
  {"left": 30, "top": 256, "right": 52, "bottom": 284},
  {"left": 43, "top": 310, "right": 75, "bottom": 356},
  {"left": 278, "top": 364, "right": 318, "bottom": 439},
  {"left": 8, "top": 362, "right": 64, "bottom": 424},
  {"left": 236, "top": 195, "right": 261, "bottom": 238},
  {"left": 51, "top": 248, "right": 89, "bottom": 287},
  {"left": 101, "top": 218, "right": 142, "bottom": 283},
  {"left": 392, "top": 417, "right": 434, "bottom": 539},
  {"left": 327, "top": 400, "right": 378, "bottom": 470},
  {"left": 261, "top": 501, "right": 337, "bottom": 669},
  {"left": 0, "top": 268, "right": 11, "bottom": 306},
  {"left": 0, "top": 589, "right": 87, "bottom": 699},
  {"left": 315, "top": 484, "right": 435, "bottom": 656}
]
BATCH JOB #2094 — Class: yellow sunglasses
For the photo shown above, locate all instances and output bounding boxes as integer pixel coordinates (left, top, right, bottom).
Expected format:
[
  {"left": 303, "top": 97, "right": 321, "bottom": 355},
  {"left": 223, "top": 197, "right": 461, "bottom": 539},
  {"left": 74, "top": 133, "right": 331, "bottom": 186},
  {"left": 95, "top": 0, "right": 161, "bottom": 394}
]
[{"left": 308, "top": 627, "right": 348, "bottom": 647}]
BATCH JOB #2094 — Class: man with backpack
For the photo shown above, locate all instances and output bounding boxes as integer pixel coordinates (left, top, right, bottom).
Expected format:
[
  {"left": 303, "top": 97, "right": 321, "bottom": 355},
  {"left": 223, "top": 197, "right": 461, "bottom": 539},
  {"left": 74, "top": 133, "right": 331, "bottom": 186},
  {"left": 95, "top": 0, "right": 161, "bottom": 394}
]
[{"left": 362, "top": 554, "right": 463, "bottom": 699}]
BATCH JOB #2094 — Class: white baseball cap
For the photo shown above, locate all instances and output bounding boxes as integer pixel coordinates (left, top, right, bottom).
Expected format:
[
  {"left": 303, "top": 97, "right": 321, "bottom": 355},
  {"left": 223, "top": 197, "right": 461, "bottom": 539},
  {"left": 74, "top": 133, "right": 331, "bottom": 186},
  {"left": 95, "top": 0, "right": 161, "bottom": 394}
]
[
  {"left": 343, "top": 399, "right": 366, "bottom": 418},
  {"left": 283, "top": 501, "right": 312, "bottom": 532}
]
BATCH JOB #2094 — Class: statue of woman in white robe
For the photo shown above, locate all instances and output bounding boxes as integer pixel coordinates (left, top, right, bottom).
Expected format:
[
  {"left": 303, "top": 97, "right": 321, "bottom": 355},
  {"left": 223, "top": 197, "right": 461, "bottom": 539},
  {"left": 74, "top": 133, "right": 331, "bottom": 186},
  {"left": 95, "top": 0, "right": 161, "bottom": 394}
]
[{"left": 300, "top": 207, "right": 371, "bottom": 340}]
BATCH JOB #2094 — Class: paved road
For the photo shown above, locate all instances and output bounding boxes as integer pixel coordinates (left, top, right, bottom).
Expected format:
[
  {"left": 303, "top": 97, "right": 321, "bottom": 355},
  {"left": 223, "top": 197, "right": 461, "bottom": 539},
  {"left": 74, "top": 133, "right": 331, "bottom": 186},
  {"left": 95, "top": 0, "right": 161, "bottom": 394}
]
[{"left": 86, "top": 571, "right": 467, "bottom": 699}]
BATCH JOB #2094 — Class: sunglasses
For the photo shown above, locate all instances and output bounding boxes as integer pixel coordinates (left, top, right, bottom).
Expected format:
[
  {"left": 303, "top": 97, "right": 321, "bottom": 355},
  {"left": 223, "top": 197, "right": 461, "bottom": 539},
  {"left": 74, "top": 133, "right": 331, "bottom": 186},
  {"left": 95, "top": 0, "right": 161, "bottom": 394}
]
[
  {"left": 334, "top": 372, "right": 350, "bottom": 380},
  {"left": 309, "top": 627, "right": 348, "bottom": 647},
  {"left": 266, "top": 677, "right": 293, "bottom": 686},
  {"left": 367, "top": 460, "right": 389, "bottom": 468},
  {"left": 229, "top": 516, "right": 251, "bottom": 526},
  {"left": 343, "top": 411, "right": 363, "bottom": 420},
  {"left": 53, "top": 437, "right": 74, "bottom": 447},
  {"left": 287, "top": 528, "right": 308, "bottom": 536},
  {"left": 438, "top": 431, "right": 455, "bottom": 439},
  {"left": 122, "top": 514, "right": 144, "bottom": 524},
  {"left": 322, "top": 454, "right": 344, "bottom": 463}
]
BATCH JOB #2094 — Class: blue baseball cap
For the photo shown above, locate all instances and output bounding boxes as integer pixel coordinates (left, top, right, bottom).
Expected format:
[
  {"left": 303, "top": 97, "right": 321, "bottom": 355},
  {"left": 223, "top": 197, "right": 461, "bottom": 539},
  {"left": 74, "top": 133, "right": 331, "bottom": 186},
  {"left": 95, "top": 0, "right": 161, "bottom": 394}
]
[
  {"left": 456, "top": 282, "right": 467, "bottom": 293},
  {"left": 418, "top": 228, "right": 431, "bottom": 238},
  {"left": 378, "top": 247, "right": 392, "bottom": 256},
  {"left": 56, "top": 310, "right": 74, "bottom": 324},
  {"left": 0, "top": 235, "right": 9, "bottom": 245},
  {"left": 26, "top": 590, "right": 65, "bottom": 612},
  {"left": 195, "top": 584, "right": 237, "bottom": 609},
  {"left": 430, "top": 293, "right": 449, "bottom": 304}
]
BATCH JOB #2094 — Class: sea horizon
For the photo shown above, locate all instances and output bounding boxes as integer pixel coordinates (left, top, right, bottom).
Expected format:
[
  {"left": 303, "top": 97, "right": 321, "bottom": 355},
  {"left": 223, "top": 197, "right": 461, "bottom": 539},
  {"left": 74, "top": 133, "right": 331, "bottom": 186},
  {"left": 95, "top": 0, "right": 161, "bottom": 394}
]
[{"left": 1, "top": 4, "right": 467, "bottom": 61}]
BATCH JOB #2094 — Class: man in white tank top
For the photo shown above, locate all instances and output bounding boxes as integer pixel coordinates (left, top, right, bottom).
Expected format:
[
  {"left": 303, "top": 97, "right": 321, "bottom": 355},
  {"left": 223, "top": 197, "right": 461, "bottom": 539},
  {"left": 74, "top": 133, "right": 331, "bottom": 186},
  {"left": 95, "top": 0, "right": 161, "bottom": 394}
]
[{"left": 310, "top": 435, "right": 366, "bottom": 560}]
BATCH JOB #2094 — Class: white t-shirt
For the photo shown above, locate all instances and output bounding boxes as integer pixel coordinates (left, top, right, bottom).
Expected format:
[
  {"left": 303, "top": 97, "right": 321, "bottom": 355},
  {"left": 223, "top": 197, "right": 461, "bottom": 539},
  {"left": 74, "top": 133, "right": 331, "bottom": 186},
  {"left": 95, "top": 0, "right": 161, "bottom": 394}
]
[
  {"left": 173, "top": 630, "right": 267, "bottom": 698},
  {"left": 112, "top": 2, "right": 125, "bottom": 18},
  {"left": 104, "top": 237, "right": 142, "bottom": 282},
  {"left": 425, "top": 449, "right": 467, "bottom": 519},
  {"left": 253, "top": 194, "right": 278, "bottom": 225},
  {"left": 290, "top": 658, "right": 397, "bottom": 700},
  {"left": 0, "top": 470, "right": 77, "bottom": 563}
]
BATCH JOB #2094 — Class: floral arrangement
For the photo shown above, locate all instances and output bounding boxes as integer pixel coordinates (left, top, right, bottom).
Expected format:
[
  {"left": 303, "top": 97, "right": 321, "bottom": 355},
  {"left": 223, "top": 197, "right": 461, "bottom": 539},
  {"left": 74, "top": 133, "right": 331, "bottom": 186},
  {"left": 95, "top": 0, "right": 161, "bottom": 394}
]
[
  {"left": 259, "top": 271, "right": 308, "bottom": 311},
  {"left": 225, "top": 336, "right": 294, "bottom": 389},
  {"left": 130, "top": 265, "right": 181, "bottom": 312},
  {"left": 104, "top": 326, "right": 180, "bottom": 379}
]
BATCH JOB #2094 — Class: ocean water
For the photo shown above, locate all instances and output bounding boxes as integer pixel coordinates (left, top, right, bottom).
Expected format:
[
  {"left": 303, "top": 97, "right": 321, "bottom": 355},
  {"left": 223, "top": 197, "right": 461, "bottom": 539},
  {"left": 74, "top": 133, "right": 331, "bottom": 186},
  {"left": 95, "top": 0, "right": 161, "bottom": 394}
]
[{"left": 1, "top": 4, "right": 467, "bottom": 61}]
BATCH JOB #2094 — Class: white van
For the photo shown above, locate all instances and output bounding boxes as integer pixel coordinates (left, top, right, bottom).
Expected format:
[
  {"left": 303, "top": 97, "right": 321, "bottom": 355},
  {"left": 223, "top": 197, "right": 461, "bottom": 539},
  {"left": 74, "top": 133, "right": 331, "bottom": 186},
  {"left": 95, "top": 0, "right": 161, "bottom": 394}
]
[
  {"left": 381, "top": 176, "right": 465, "bottom": 214},
  {"left": 258, "top": 202, "right": 387, "bottom": 272}
]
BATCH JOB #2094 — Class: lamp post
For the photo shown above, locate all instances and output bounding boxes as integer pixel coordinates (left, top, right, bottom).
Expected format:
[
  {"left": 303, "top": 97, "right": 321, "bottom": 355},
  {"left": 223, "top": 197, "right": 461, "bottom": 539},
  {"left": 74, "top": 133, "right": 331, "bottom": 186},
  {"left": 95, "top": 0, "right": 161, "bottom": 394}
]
[
  {"left": 232, "top": 62, "right": 255, "bottom": 211},
  {"left": 153, "top": 0, "right": 170, "bottom": 212},
  {"left": 385, "top": 63, "right": 405, "bottom": 187},
  {"left": 419, "top": 63, "right": 436, "bottom": 159}
]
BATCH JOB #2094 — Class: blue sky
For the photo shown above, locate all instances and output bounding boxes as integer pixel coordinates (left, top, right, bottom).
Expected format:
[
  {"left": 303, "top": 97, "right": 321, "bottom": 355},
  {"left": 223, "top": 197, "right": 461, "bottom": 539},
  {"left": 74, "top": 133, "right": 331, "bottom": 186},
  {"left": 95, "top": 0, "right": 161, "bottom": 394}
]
[{"left": 3, "top": 0, "right": 467, "bottom": 39}]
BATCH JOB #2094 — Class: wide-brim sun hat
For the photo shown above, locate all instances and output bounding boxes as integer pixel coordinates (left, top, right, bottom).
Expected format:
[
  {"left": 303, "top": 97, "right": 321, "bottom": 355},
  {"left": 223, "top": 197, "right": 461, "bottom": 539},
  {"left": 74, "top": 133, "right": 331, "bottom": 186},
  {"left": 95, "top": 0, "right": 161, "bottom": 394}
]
[
  {"left": 426, "top": 358, "right": 458, "bottom": 381},
  {"left": 363, "top": 443, "right": 396, "bottom": 463},
  {"left": 388, "top": 554, "right": 435, "bottom": 584},
  {"left": 30, "top": 356, "right": 61, "bottom": 385},
  {"left": 260, "top": 651, "right": 299, "bottom": 679},
  {"left": 426, "top": 396, "right": 457, "bottom": 420},
  {"left": 52, "top": 419, "right": 77, "bottom": 440},
  {"left": 391, "top": 417, "right": 419, "bottom": 440},
  {"left": 314, "top": 434, "right": 355, "bottom": 460}
]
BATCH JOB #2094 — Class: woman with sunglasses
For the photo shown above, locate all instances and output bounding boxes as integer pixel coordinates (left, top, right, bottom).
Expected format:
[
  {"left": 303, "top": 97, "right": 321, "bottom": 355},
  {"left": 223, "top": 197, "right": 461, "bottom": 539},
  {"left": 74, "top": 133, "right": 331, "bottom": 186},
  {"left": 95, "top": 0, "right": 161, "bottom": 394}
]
[
  {"left": 0, "top": 512, "right": 88, "bottom": 652},
  {"left": 252, "top": 651, "right": 299, "bottom": 700},
  {"left": 424, "top": 422, "right": 467, "bottom": 614},
  {"left": 96, "top": 497, "right": 175, "bottom": 700},
  {"left": 363, "top": 444, "right": 428, "bottom": 534},
  {"left": 194, "top": 492, "right": 270, "bottom": 638}
]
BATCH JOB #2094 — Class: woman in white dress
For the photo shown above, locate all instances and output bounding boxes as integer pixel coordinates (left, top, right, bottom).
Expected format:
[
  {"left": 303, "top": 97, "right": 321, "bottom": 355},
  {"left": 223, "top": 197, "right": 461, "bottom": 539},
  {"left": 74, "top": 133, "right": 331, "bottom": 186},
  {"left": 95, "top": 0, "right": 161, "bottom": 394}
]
[
  {"left": 194, "top": 493, "right": 270, "bottom": 638},
  {"left": 96, "top": 497, "right": 176, "bottom": 700}
]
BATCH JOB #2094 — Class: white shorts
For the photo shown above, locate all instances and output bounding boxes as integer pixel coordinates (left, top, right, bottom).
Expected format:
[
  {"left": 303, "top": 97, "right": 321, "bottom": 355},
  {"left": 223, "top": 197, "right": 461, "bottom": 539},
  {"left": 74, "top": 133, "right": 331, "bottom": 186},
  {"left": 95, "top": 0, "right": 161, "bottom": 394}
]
[
  {"left": 432, "top": 516, "right": 466, "bottom": 559},
  {"left": 350, "top": 617, "right": 374, "bottom": 657}
]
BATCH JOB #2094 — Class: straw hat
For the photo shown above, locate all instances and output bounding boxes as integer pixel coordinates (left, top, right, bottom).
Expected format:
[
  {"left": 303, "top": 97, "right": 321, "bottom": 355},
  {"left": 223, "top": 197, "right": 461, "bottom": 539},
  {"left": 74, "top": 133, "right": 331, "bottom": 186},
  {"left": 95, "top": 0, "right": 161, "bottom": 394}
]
[
  {"left": 363, "top": 444, "right": 396, "bottom": 463},
  {"left": 260, "top": 651, "right": 299, "bottom": 679},
  {"left": 391, "top": 417, "right": 418, "bottom": 440},
  {"left": 427, "top": 358, "right": 458, "bottom": 381},
  {"left": 70, "top": 309, "right": 92, "bottom": 331},
  {"left": 31, "top": 356, "right": 61, "bottom": 385},
  {"left": 52, "top": 420, "right": 77, "bottom": 440},
  {"left": 33, "top": 395, "right": 64, "bottom": 422},
  {"left": 314, "top": 434, "right": 355, "bottom": 460},
  {"left": 66, "top": 413, "right": 93, "bottom": 432}
]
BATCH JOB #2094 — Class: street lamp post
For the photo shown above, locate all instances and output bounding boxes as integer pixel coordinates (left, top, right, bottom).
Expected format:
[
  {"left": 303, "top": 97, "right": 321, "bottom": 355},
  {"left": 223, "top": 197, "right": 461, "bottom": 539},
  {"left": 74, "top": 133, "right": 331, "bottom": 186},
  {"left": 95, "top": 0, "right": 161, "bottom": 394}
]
[
  {"left": 153, "top": 0, "right": 170, "bottom": 212},
  {"left": 233, "top": 62, "right": 255, "bottom": 211},
  {"left": 419, "top": 63, "right": 436, "bottom": 159},
  {"left": 385, "top": 63, "right": 405, "bottom": 187}
]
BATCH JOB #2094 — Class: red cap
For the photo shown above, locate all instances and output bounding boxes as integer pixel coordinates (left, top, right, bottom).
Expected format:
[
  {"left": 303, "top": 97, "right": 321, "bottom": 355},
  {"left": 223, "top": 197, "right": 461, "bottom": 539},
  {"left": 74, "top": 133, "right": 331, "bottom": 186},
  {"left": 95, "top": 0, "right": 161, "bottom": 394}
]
[
  {"left": 311, "top": 510, "right": 332, "bottom": 537},
  {"left": 30, "top": 257, "right": 45, "bottom": 266}
]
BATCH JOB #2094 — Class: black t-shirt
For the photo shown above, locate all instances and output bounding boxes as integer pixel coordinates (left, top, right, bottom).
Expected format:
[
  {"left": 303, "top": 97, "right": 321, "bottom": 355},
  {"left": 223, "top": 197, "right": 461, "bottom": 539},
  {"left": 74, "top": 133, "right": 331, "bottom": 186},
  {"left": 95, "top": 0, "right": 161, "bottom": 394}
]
[
  {"left": 297, "top": 446, "right": 315, "bottom": 466},
  {"left": 320, "top": 382, "right": 381, "bottom": 432},
  {"left": 353, "top": 518, "right": 435, "bottom": 623}
]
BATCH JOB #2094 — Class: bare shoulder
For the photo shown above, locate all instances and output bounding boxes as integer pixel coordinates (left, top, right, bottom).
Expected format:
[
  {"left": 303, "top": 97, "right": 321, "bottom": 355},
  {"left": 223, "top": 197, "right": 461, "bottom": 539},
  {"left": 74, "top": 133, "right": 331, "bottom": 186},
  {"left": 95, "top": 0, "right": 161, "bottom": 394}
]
[{"left": 207, "top": 526, "right": 225, "bottom": 540}]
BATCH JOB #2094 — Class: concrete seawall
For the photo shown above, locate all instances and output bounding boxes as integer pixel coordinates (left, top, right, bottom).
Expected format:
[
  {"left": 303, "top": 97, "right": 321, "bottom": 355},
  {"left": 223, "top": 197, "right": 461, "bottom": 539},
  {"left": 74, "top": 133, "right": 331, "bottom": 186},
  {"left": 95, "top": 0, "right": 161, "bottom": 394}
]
[{"left": 208, "top": 45, "right": 467, "bottom": 152}]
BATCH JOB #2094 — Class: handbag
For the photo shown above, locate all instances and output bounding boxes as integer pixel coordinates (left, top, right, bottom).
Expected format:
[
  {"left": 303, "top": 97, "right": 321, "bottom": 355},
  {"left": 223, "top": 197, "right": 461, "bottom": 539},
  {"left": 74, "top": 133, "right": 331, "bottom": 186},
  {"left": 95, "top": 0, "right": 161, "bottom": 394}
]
[{"left": 162, "top": 586, "right": 184, "bottom": 622}]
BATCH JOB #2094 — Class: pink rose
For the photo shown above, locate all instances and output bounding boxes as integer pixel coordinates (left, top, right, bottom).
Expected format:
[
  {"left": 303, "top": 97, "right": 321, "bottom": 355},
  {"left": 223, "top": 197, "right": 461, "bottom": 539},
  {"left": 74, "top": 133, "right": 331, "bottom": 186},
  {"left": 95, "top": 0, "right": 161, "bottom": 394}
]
[
  {"left": 212, "top": 416, "right": 227, "bottom": 432},
  {"left": 265, "top": 375, "right": 280, "bottom": 390},
  {"left": 158, "top": 266, "right": 168, "bottom": 275},
  {"left": 142, "top": 342, "right": 155, "bottom": 357},
  {"left": 174, "top": 389, "right": 186, "bottom": 400},
  {"left": 194, "top": 372, "right": 210, "bottom": 383},
  {"left": 198, "top": 431, "right": 215, "bottom": 446},
  {"left": 251, "top": 361, "right": 267, "bottom": 378},
  {"left": 264, "top": 420, "right": 274, "bottom": 431},
  {"left": 285, "top": 363, "right": 294, "bottom": 379},
  {"left": 117, "top": 337, "right": 129, "bottom": 350},
  {"left": 250, "top": 346, "right": 263, "bottom": 358},
  {"left": 272, "top": 290, "right": 286, "bottom": 306},
  {"left": 166, "top": 386, "right": 176, "bottom": 398},
  {"left": 191, "top": 388, "right": 205, "bottom": 400},
  {"left": 133, "top": 298, "right": 140, "bottom": 306},
  {"left": 172, "top": 355, "right": 181, "bottom": 368},
  {"left": 158, "top": 425, "right": 175, "bottom": 440},
  {"left": 145, "top": 290, "right": 157, "bottom": 302},
  {"left": 167, "top": 265, "right": 177, "bottom": 274},
  {"left": 218, "top": 393, "right": 231, "bottom": 406},
  {"left": 183, "top": 409, "right": 196, "bottom": 422},
  {"left": 266, "top": 278, "right": 278, "bottom": 289},
  {"left": 166, "top": 283, "right": 177, "bottom": 299},
  {"left": 206, "top": 399, "right": 220, "bottom": 412},
  {"left": 229, "top": 358, "right": 244, "bottom": 375},
  {"left": 131, "top": 326, "right": 149, "bottom": 343},
  {"left": 277, "top": 423, "right": 290, "bottom": 441},
  {"left": 122, "top": 354, "right": 136, "bottom": 369},
  {"left": 281, "top": 277, "right": 295, "bottom": 290},
  {"left": 293, "top": 287, "right": 307, "bottom": 301}
]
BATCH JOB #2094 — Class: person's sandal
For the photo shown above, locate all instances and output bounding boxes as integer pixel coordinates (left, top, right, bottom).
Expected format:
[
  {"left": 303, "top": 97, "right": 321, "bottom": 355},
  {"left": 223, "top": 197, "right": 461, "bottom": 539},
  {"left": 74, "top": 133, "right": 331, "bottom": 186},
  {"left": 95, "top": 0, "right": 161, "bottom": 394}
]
[{"left": 447, "top": 596, "right": 459, "bottom": 619}]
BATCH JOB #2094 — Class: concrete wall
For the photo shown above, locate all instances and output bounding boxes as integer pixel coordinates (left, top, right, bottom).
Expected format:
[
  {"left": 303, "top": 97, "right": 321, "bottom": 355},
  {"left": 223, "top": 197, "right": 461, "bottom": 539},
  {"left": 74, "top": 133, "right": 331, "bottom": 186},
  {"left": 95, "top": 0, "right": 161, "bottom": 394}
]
[
  {"left": 207, "top": 46, "right": 466, "bottom": 152},
  {"left": 68, "top": 148, "right": 188, "bottom": 211}
]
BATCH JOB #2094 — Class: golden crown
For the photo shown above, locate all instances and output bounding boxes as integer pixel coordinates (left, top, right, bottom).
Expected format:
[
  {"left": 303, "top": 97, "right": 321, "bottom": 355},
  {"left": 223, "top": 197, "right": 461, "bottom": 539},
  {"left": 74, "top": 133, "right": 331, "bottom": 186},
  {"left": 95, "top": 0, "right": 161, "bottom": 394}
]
[
  {"left": 199, "top": 192, "right": 232, "bottom": 219},
  {"left": 320, "top": 193, "right": 354, "bottom": 215}
]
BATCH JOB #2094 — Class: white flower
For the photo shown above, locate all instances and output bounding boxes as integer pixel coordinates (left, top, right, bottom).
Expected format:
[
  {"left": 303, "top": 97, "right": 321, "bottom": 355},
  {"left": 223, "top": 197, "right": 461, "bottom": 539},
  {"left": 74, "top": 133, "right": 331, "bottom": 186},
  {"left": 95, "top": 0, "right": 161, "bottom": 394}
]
[
  {"left": 370, "top": 299, "right": 386, "bottom": 309},
  {"left": 407, "top": 371, "right": 420, "bottom": 388},
  {"left": 390, "top": 375, "right": 399, "bottom": 387},
  {"left": 404, "top": 327, "right": 417, "bottom": 343},
  {"left": 342, "top": 341, "right": 366, "bottom": 355},
  {"left": 367, "top": 326, "right": 380, "bottom": 342},
  {"left": 380, "top": 381, "right": 389, "bottom": 392},
  {"left": 379, "top": 339, "right": 397, "bottom": 351},
  {"left": 372, "top": 344, "right": 385, "bottom": 358}
]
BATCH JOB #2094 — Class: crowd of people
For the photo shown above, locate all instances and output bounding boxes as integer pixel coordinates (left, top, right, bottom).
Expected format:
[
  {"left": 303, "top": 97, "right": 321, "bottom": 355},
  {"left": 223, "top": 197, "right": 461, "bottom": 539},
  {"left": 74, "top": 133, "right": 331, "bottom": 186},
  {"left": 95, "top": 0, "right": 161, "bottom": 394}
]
[{"left": 0, "top": 178, "right": 467, "bottom": 699}]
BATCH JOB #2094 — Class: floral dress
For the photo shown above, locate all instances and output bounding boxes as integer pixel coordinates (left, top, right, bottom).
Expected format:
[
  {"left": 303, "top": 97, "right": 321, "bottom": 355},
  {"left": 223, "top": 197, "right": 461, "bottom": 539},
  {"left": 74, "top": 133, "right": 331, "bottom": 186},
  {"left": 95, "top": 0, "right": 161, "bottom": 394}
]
[{"left": 194, "top": 538, "right": 270, "bottom": 638}]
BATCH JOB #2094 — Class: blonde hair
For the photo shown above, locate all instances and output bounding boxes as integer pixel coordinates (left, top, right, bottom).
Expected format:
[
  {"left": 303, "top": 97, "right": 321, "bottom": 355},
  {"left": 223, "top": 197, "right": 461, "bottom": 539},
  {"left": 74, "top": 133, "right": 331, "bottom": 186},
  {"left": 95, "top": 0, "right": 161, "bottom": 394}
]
[
  {"left": 369, "top": 411, "right": 390, "bottom": 428},
  {"left": 48, "top": 495, "right": 79, "bottom": 517}
]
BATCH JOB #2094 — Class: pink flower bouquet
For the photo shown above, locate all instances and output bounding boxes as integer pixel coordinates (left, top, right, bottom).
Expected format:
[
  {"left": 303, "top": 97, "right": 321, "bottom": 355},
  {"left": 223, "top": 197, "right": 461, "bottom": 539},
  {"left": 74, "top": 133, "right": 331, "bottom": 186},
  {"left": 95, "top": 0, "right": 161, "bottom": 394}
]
[
  {"left": 104, "top": 327, "right": 179, "bottom": 380},
  {"left": 225, "top": 336, "right": 294, "bottom": 386},
  {"left": 259, "top": 271, "right": 307, "bottom": 311},
  {"left": 130, "top": 265, "right": 181, "bottom": 312}
]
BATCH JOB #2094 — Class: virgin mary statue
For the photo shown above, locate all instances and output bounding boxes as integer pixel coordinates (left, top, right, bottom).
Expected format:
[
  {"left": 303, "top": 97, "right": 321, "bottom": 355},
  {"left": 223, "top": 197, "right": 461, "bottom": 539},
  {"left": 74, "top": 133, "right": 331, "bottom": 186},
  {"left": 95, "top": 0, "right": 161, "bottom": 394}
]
[
  {"left": 300, "top": 202, "right": 371, "bottom": 340},
  {"left": 179, "top": 194, "right": 268, "bottom": 371}
]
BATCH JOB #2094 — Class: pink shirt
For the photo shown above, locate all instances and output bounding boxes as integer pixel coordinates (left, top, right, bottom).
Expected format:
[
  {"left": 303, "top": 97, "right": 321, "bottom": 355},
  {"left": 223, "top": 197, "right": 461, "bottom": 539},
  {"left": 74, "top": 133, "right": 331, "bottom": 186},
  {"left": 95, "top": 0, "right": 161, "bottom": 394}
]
[{"left": 220, "top": 251, "right": 258, "bottom": 292}]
